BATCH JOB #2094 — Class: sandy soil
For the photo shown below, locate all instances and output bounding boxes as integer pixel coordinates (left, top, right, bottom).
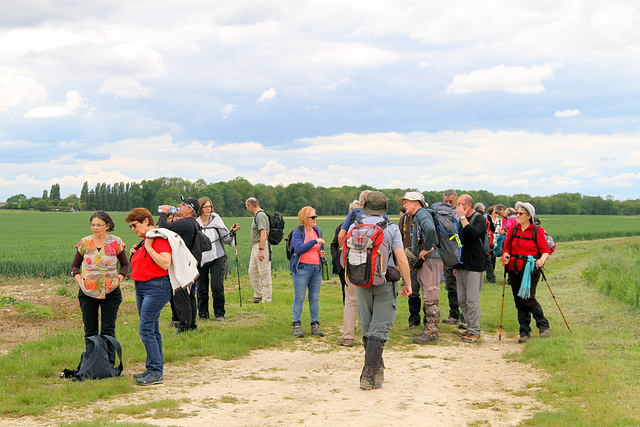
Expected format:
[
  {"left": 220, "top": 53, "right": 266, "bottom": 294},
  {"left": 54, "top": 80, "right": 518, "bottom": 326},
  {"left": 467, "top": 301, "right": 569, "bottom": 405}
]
[{"left": 4, "top": 337, "right": 548, "bottom": 427}]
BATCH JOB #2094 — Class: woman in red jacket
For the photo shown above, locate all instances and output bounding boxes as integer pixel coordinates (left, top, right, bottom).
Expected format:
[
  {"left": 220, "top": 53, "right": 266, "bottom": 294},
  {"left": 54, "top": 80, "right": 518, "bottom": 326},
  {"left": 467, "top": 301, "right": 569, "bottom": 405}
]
[{"left": 501, "top": 202, "right": 551, "bottom": 343}]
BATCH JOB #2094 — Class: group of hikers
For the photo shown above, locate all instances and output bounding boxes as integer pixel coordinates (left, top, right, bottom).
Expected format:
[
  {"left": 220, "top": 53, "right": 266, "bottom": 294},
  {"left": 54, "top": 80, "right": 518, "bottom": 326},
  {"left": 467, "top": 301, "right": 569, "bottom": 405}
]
[{"left": 69, "top": 190, "right": 554, "bottom": 389}]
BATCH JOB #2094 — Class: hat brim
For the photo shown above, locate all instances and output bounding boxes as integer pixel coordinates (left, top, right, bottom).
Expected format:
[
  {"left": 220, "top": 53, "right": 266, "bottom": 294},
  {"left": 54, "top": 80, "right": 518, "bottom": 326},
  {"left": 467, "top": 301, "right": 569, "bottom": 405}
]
[{"left": 515, "top": 201, "right": 534, "bottom": 217}]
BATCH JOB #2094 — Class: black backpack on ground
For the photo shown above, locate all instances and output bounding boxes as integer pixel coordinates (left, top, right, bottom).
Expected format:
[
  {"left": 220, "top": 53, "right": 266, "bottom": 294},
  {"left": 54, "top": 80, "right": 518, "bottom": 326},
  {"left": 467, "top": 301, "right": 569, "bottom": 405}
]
[
  {"left": 255, "top": 210, "right": 286, "bottom": 245},
  {"left": 61, "top": 335, "right": 123, "bottom": 381}
]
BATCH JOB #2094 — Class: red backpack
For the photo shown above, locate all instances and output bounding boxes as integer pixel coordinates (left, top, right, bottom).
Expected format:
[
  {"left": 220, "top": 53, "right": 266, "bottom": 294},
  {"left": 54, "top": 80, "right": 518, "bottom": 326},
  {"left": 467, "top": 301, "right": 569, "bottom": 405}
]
[{"left": 341, "top": 220, "right": 390, "bottom": 288}]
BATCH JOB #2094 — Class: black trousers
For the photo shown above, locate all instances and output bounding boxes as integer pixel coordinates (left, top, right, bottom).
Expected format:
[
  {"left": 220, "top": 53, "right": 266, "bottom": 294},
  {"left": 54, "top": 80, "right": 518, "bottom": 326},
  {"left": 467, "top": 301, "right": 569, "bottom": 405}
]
[
  {"left": 486, "top": 254, "right": 496, "bottom": 282},
  {"left": 197, "top": 255, "right": 227, "bottom": 319},
  {"left": 508, "top": 270, "right": 550, "bottom": 336},
  {"left": 78, "top": 287, "right": 122, "bottom": 338},
  {"left": 444, "top": 265, "right": 462, "bottom": 321},
  {"left": 407, "top": 269, "right": 423, "bottom": 326},
  {"left": 174, "top": 286, "right": 197, "bottom": 330}
]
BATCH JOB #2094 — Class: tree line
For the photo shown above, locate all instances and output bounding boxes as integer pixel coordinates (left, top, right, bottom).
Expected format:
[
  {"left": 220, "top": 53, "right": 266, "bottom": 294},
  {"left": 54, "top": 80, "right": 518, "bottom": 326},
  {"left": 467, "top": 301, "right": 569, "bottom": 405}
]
[{"left": 3, "top": 177, "right": 640, "bottom": 216}]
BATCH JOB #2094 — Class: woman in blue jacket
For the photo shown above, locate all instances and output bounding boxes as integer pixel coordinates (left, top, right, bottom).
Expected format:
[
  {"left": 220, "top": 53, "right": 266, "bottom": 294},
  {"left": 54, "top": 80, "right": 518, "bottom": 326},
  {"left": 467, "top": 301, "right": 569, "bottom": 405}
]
[{"left": 289, "top": 206, "right": 326, "bottom": 338}]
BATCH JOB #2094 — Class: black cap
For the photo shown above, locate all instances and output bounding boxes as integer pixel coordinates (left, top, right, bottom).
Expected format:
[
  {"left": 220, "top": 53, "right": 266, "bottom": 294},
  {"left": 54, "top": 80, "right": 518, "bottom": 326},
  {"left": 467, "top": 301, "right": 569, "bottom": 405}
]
[{"left": 181, "top": 196, "right": 200, "bottom": 214}]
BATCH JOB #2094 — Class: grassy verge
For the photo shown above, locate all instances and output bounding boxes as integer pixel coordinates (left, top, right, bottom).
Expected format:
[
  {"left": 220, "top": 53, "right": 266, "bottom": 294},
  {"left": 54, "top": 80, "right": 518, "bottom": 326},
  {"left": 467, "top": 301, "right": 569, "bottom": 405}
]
[
  {"left": 1, "top": 237, "right": 640, "bottom": 425},
  {"left": 515, "top": 237, "right": 640, "bottom": 425}
]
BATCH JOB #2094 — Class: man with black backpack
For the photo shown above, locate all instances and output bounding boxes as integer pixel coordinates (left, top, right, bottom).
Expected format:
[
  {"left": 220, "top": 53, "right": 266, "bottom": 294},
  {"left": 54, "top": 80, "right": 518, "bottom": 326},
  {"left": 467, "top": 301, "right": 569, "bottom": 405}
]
[
  {"left": 245, "top": 197, "right": 272, "bottom": 303},
  {"left": 158, "top": 196, "right": 202, "bottom": 333}
]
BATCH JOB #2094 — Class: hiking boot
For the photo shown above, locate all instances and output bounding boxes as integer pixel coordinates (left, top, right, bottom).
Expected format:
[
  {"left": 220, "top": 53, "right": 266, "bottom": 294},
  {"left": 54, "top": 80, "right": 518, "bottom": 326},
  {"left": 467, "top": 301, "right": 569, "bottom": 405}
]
[
  {"left": 442, "top": 317, "right": 459, "bottom": 325},
  {"left": 136, "top": 371, "right": 163, "bottom": 386},
  {"left": 376, "top": 358, "right": 385, "bottom": 383},
  {"left": 405, "top": 324, "right": 419, "bottom": 331},
  {"left": 247, "top": 297, "right": 262, "bottom": 303},
  {"left": 359, "top": 366, "right": 381, "bottom": 390},
  {"left": 132, "top": 371, "right": 148, "bottom": 380},
  {"left": 292, "top": 322, "right": 304, "bottom": 338},
  {"left": 216, "top": 316, "right": 225, "bottom": 321},
  {"left": 336, "top": 338, "right": 354, "bottom": 347},
  {"left": 311, "top": 322, "right": 324, "bottom": 337},
  {"left": 456, "top": 330, "right": 469, "bottom": 338},
  {"left": 518, "top": 335, "right": 530, "bottom": 343},
  {"left": 413, "top": 332, "right": 439, "bottom": 344},
  {"left": 199, "top": 315, "right": 210, "bottom": 321},
  {"left": 360, "top": 375, "right": 374, "bottom": 390},
  {"left": 461, "top": 335, "right": 479, "bottom": 343},
  {"left": 458, "top": 322, "right": 468, "bottom": 330},
  {"left": 167, "top": 320, "right": 179, "bottom": 328},
  {"left": 539, "top": 329, "right": 550, "bottom": 338}
]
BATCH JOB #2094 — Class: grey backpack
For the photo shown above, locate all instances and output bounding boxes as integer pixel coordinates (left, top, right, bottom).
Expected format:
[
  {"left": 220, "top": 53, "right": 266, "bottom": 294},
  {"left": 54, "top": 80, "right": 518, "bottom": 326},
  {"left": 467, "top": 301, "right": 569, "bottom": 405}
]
[
  {"left": 427, "top": 204, "right": 463, "bottom": 266},
  {"left": 62, "top": 335, "right": 123, "bottom": 381}
]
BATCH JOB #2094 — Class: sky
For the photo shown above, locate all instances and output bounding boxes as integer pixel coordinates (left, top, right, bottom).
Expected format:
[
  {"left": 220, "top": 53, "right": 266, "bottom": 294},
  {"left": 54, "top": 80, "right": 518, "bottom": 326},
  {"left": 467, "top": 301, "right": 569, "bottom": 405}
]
[{"left": 1, "top": 0, "right": 639, "bottom": 202}]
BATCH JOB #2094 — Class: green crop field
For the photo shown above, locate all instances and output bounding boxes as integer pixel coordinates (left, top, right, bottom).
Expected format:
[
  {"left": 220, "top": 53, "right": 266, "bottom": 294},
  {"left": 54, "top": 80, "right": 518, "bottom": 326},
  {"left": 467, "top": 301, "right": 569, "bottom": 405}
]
[
  {"left": 0, "top": 210, "right": 345, "bottom": 278},
  {"left": 1, "top": 210, "right": 639, "bottom": 278}
]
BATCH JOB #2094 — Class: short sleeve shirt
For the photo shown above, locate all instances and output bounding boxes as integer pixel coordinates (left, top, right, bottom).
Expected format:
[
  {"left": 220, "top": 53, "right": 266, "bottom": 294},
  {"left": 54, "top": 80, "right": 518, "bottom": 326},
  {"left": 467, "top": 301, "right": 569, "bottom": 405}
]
[
  {"left": 130, "top": 238, "right": 172, "bottom": 282},
  {"left": 251, "top": 211, "right": 270, "bottom": 243}
]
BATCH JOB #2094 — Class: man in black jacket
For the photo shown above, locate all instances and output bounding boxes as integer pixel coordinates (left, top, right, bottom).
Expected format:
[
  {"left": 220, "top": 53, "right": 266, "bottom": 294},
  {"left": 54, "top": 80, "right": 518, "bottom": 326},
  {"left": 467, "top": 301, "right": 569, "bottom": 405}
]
[
  {"left": 158, "top": 196, "right": 200, "bottom": 333},
  {"left": 454, "top": 194, "right": 487, "bottom": 343}
]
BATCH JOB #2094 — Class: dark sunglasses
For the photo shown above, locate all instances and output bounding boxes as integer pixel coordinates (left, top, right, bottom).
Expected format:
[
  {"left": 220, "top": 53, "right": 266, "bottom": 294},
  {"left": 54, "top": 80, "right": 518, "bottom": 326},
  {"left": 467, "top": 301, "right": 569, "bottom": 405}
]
[{"left": 308, "top": 215, "right": 318, "bottom": 220}]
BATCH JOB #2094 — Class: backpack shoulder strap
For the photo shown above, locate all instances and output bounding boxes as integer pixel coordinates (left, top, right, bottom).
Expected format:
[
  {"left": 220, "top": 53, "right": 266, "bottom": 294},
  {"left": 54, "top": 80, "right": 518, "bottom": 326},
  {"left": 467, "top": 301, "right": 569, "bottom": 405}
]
[
  {"left": 376, "top": 218, "right": 390, "bottom": 230},
  {"left": 101, "top": 335, "right": 124, "bottom": 371}
]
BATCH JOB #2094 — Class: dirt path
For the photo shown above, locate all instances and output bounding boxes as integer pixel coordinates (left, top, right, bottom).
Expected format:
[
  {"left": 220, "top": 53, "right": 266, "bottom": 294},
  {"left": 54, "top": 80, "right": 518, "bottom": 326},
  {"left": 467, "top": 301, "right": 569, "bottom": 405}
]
[{"left": 7, "top": 338, "right": 547, "bottom": 426}]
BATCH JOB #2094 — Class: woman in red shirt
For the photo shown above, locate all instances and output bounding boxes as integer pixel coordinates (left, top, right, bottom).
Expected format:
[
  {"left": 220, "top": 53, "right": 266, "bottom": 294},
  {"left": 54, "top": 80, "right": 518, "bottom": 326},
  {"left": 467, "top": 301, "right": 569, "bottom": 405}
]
[
  {"left": 125, "top": 208, "right": 172, "bottom": 386},
  {"left": 501, "top": 202, "right": 551, "bottom": 343}
]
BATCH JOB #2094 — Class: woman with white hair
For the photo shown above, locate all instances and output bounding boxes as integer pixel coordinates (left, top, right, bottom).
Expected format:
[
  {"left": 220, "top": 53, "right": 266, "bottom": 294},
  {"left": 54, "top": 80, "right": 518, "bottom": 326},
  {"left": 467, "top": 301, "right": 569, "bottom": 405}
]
[{"left": 501, "top": 202, "right": 551, "bottom": 343}]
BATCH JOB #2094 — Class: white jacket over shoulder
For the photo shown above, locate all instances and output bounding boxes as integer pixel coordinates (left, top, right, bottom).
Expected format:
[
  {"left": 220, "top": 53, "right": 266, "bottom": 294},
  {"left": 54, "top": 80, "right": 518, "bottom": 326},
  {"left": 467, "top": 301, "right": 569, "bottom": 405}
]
[{"left": 145, "top": 228, "right": 199, "bottom": 293}]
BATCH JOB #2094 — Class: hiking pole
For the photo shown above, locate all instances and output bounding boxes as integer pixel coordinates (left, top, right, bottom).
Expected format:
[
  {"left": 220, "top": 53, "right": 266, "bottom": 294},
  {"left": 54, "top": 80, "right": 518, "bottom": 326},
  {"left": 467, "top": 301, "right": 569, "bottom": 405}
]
[
  {"left": 540, "top": 269, "right": 571, "bottom": 333},
  {"left": 499, "top": 268, "right": 507, "bottom": 341},
  {"left": 233, "top": 231, "right": 242, "bottom": 307}
]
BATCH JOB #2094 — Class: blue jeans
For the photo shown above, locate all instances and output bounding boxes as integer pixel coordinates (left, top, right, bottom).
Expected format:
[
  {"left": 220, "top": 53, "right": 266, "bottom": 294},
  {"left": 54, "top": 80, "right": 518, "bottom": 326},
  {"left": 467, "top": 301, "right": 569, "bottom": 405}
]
[
  {"left": 135, "top": 276, "right": 172, "bottom": 373},
  {"left": 291, "top": 263, "right": 322, "bottom": 324}
]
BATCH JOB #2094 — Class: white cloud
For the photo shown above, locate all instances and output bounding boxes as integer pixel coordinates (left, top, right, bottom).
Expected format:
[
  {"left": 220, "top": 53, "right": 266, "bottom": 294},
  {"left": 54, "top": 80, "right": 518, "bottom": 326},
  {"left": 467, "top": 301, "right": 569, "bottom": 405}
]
[
  {"left": 24, "top": 90, "right": 85, "bottom": 118},
  {"left": 555, "top": 109, "right": 581, "bottom": 118},
  {"left": 2, "top": 129, "right": 640, "bottom": 201},
  {"left": 0, "top": 73, "right": 47, "bottom": 112},
  {"left": 257, "top": 88, "right": 277, "bottom": 102},
  {"left": 447, "top": 64, "right": 555, "bottom": 94},
  {"left": 221, "top": 103, "right": 236, "bottom": 119},
  {"left": 100, "top": 78, "right": 152, "bottom": 98},
  {"left": 259, "top": 160, "right": 286, "bottom": 174}
]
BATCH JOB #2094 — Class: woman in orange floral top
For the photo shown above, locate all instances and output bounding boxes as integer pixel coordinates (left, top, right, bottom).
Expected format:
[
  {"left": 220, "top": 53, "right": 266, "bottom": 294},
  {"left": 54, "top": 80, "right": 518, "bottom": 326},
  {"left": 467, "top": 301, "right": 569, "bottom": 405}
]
[{"left": 71, "top": 211, "right": 129, "bottom": 338}]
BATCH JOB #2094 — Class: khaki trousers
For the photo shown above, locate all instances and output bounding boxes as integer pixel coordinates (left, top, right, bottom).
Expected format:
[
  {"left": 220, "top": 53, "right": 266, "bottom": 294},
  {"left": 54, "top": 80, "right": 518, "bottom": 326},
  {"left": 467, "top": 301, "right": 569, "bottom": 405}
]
[{"left": 248, "top": 243, "right": 272, "bottom": 302}]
